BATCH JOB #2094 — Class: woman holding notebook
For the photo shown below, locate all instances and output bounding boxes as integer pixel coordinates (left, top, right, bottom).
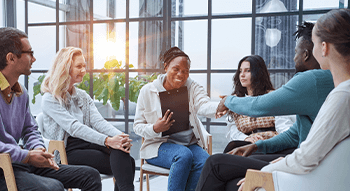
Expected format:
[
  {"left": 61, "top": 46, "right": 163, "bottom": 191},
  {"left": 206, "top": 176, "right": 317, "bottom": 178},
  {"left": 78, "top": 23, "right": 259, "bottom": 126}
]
[{"left": 134, "top": 47, "right": 219, "bottom": 191}]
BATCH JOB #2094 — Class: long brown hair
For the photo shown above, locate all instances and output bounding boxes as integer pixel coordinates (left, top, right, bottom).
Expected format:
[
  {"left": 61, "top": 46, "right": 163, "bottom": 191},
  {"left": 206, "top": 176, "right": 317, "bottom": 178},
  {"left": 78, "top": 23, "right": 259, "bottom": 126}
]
[{"left": 228, "top": 55, "right": 274, "bottom": 121}]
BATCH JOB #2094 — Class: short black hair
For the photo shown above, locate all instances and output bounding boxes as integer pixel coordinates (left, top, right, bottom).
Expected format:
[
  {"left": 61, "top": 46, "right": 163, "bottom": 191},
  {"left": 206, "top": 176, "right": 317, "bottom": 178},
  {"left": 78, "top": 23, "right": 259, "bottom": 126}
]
[
  {"left": 293, "top": 21, "right": 314, "bottom": 45},
  {"left": 0, "top": 27, "right": 28, "bottom": 70}
]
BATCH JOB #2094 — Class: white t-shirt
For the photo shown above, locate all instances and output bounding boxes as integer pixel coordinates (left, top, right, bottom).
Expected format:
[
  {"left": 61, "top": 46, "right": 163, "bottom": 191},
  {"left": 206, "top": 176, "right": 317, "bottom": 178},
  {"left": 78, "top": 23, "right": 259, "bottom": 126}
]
[{"left": 262, "top": 79, "right": 350, "bottom": 174}]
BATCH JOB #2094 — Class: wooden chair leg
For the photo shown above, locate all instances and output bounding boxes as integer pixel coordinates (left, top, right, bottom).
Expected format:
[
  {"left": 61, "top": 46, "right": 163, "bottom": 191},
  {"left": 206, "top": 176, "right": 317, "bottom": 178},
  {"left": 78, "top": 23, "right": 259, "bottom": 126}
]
[
  {"left": 146, "top": 174, "right": 150, "bottom": 191},
  {"left": 207, "top": 135, "right": 212, "bottom": 155},
  {"left": 0, "top": 153, "right": 18, "bottom": 191},
  {"left": 243, "top": 169, "right": 275, "bottom": 191},
  {"left": 139, "top": 168, "right": 144, "bottom": 191}
]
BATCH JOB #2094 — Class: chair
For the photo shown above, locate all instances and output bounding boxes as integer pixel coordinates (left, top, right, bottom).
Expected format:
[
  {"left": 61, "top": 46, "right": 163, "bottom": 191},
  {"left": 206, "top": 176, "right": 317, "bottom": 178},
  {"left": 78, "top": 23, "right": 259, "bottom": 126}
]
[
  {"left": 36, "top": 113, "right": 116, "bottom": 187},
  {"left": 0, "top": 140, "right": 69, "bottom": 191},
  {"left": 139, "top": 135, "right": 212, "bottom": 191},
  {"left": 243, "top": 136, "right": 350, "bottom": 191}
]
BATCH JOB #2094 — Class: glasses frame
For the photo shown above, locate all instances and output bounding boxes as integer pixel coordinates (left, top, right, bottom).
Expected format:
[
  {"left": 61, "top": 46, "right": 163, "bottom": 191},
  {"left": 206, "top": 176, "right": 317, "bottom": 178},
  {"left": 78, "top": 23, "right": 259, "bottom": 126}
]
[{"left": 21, "top": 50, "right": 34, "bottom": 57}]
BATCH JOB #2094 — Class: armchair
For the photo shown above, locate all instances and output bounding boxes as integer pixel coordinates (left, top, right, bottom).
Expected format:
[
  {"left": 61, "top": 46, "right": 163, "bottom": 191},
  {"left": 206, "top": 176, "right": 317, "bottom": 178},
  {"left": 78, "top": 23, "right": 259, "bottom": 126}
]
[{"left": 243, "top": 136, "right": 350, "bottom": 191}]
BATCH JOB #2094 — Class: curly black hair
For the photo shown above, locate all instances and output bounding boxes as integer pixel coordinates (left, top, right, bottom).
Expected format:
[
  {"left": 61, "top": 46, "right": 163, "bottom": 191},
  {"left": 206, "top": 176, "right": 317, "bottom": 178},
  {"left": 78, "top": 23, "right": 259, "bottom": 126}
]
[{"left": 293, "top": 21, "right": 314, "bottom": 46}]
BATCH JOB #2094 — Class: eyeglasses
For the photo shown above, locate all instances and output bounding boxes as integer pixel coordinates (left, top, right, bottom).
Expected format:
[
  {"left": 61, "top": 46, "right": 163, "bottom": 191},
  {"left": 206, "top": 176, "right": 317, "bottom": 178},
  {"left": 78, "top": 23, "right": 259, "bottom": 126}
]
[{"left": 21, "top": 50, "right": 34, "bottom": 57}]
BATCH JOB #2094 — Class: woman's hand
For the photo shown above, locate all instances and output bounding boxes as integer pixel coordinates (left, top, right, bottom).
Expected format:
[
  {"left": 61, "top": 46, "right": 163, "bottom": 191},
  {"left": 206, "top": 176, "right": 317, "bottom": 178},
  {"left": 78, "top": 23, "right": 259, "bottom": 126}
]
[
  {"left": 237, "top": 178, "right": 245, "bottom": 191},
  {"left": 106, "top": 134, "right": 133, "bottom": 153},
  {"left": 215, "top": 95, "right": 229, "bottom": 118},
  {"left": 153, "top": 109, "right": 175, "bottom": 133},
  {"left": 245, "top": 134, "right": 264, "bottom": 143}
]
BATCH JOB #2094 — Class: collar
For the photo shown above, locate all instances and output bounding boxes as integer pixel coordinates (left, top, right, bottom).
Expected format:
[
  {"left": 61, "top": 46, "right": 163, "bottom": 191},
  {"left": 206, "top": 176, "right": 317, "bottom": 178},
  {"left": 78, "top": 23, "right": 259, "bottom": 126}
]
[{"left": 0, "top": 71, "right": 22, "bottom": 95}]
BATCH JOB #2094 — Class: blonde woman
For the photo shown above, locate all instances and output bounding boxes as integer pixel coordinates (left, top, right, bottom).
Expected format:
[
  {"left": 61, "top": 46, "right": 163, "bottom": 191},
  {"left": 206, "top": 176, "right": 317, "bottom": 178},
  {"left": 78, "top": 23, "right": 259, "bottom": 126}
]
[{"left": 41, "top": 47, "right": 135, "bottom": 191}]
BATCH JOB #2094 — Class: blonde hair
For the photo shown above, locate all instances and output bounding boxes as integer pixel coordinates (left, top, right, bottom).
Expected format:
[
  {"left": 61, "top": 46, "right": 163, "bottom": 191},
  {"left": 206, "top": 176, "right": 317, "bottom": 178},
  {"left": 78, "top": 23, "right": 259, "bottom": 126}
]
[{"left": 41, "top": 47, "right": 83, "bottom": 105}]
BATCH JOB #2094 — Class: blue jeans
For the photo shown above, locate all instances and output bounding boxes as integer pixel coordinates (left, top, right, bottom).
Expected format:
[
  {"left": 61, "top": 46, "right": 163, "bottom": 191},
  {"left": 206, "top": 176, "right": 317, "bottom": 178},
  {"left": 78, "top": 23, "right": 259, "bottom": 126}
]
[{"left": 146, "top": 143, "right": 209, "bottom": 191}]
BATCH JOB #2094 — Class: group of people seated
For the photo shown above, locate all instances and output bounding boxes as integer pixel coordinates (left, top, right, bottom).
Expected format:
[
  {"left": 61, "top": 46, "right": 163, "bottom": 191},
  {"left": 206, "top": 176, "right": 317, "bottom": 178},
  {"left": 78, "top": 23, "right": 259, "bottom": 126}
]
[{"left": 0, "top": 8, "right": 349, "bottom": 191}]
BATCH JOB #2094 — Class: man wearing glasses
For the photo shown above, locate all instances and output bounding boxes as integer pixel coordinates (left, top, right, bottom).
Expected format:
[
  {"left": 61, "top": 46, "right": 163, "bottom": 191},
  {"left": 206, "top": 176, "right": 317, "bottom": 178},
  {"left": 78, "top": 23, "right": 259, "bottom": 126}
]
[{"left": 0, "top": 27, "right": 102, "bottom": 191}]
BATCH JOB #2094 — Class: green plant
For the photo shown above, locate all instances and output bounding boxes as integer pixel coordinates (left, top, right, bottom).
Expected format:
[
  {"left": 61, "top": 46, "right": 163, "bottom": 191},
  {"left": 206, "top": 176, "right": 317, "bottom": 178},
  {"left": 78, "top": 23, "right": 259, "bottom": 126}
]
[{"left": 32, "top": 59, "right": 158, "bottom": 111}]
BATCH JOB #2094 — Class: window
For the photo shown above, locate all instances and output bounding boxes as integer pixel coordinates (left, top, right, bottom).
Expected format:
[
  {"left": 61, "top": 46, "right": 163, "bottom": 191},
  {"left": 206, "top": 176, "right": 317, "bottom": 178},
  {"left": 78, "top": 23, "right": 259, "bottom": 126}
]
[{"left": 6, "top": 0, "right": 348, "bottom": 160}]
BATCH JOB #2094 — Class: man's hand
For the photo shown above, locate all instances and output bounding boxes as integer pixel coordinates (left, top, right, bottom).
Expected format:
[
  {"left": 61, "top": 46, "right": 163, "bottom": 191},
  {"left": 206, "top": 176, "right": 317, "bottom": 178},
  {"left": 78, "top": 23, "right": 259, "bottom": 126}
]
[
  {"left": 26, "top": 150, "right": 59, "bottom": 170},
  {"left": 244, "top": 134, "right": 264, "bottom": 143},
  {"left": 270, "top": 157, "right": 284, "bottom": 164},
  {"left": 228, "top": 143, "right": 258, "bottom": 157},
  {"left": 153, "top": 109, "right": 175, "bottom": 133},
  {"left": 215, "top": 95, "right": 229, "bottom": 118},
  {"left": 106, "top": 134, "right": 133, "bottom": 153}
]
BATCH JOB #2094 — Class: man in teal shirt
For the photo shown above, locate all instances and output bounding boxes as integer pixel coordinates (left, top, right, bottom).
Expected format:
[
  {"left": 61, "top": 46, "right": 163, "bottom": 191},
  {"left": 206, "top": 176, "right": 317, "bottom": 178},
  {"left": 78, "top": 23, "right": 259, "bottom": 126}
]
[{"left": 196, "top": 22, "right": 334, "bottom": 191}]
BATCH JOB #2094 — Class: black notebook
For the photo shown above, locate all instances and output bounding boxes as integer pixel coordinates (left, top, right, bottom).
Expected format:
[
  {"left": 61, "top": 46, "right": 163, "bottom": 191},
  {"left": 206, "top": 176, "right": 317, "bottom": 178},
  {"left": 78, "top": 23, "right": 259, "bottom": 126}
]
[{"left": 159, "top": 86, "right": 190, "bottom": 136}]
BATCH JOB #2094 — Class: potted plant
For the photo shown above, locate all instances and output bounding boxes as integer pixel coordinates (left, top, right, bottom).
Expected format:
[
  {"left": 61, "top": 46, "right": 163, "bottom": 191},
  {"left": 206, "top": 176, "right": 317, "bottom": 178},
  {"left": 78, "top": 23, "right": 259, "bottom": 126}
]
[{"left": 32, "top": 59, "right": 158, "bottom": 112}]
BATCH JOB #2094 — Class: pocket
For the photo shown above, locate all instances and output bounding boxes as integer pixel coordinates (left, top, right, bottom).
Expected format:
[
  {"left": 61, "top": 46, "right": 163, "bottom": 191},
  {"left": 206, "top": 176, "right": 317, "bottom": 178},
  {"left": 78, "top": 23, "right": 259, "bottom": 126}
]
[{"left": 144, "top": 110, "right": 160, "bottom": 124}]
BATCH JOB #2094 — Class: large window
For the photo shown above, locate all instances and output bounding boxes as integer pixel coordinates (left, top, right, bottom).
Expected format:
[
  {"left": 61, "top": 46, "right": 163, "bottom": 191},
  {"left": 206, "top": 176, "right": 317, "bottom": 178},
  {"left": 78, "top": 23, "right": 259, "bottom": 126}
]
[{"left": 2, "top": 0, "right": 349, "bottom": 161}]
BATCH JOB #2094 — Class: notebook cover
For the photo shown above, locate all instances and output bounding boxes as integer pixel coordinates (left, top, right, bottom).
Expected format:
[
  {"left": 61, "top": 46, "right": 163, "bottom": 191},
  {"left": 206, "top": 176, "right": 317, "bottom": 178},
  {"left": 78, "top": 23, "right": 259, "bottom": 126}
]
[{"left": 159, "top": 86, "right": 190, "bottom": 136}]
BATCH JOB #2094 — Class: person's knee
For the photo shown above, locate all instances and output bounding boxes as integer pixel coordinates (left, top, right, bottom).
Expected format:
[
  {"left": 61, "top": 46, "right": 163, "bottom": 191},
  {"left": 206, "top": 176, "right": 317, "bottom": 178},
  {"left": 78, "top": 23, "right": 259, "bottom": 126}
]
[
  {"left": 174, "top": 148, "right": 193, "bottom": 164},
  {"left": 28, "top": 179, "right": 64, "bottom": 191},
  {"left": 206, "top": 154, "right": 225, "bottom": 167},
  {"left": 85, "top": 166, "right": 101, "bottom": 182}
]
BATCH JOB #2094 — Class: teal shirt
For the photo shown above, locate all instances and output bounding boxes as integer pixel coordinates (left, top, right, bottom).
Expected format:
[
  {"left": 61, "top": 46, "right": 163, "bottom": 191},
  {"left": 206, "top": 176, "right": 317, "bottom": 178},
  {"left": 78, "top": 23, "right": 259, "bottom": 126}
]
[{"left": 224, "top": 69, "right": 334, "bottom": 154}]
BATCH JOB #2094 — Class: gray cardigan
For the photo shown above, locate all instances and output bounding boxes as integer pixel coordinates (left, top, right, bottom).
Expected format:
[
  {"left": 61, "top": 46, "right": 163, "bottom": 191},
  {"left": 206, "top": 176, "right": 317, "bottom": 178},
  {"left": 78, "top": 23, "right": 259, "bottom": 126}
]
[{"left": 41, "top": 87, "right": 122, "bottom": 161}]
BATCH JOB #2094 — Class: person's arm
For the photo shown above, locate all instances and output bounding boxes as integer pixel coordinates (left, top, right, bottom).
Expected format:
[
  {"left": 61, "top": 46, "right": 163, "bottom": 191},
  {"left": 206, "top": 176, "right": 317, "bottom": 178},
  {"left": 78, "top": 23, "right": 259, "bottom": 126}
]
[
  {"left": 191, "top": 81, "right": 219, "bottom": 118},
  {"left": 0, "top": 121, "right": 29, "bottom": 162},
  {"left": 133, "top": 86, "right": 162, "bottom": 139},
  {"left": 261, "top": 91, "right": 350, "bottom": 174},
  {"left": 22, "top": 98, "right": 45, "bottom": 151},
  {"left": 84, "top": 92, "right": 123, "bottom": 137},
  {"left": 224, "top": 72, "right": 318, "bottom": 117},
  {"left": 41, "top": 93, "right": 108, "bottom": 146}
]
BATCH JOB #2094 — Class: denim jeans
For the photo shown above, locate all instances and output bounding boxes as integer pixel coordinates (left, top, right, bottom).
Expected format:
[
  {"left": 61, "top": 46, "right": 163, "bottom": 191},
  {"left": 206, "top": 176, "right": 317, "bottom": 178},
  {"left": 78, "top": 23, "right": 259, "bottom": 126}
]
[
  {"left": 146, "top": 143, "right": 209, "bottom": 191},
  {"left": 0, "top": 163, "right": 102, "bottom": 191}
]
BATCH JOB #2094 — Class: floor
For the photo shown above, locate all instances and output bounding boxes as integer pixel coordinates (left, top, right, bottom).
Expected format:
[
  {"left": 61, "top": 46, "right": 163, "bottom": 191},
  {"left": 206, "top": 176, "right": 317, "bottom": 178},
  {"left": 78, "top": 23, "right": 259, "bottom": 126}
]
[{"left": 72, "top": 167, "right": 168, "bottom": 191}]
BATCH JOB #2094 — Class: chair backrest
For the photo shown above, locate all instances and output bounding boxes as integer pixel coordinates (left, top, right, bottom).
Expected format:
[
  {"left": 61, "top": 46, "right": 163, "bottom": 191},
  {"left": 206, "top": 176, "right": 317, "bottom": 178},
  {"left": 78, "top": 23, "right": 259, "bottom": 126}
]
[
  {"left": 35, "top": 112, "right": 50, "bottom": 149},
  {"left": 273, "top": 136, "right": 350, "bottom": 191},
  {"left": 36, "top": 112, "right": 44, "bottom": 133}
]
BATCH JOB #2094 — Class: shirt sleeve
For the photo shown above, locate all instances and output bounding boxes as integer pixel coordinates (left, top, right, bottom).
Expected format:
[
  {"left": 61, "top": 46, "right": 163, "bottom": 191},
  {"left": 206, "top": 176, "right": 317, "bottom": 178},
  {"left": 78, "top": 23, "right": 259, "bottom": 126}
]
[
  {"left": 21, "top": 100, "right": 45, "bottom": 151},
  {"left": 261, "top": 90, "right": 350, "bottom": 174},
  {"left": 0, "top": 115, "right": 29, "bottom": 163},
  {"left": 133, "top": 87, "right": 162, "bottom": 139},
  {"left": 224, "top": 72, "right": 319, "bottom": 117},
  {"left": 191, "top": 81, "right": 219, "bottom": 118},
  {"left": 86, "top": 93, "right": 122, "bottom": 137},
  {"left": 41, "top": 93, "right": 108, "bottom": 146}
]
